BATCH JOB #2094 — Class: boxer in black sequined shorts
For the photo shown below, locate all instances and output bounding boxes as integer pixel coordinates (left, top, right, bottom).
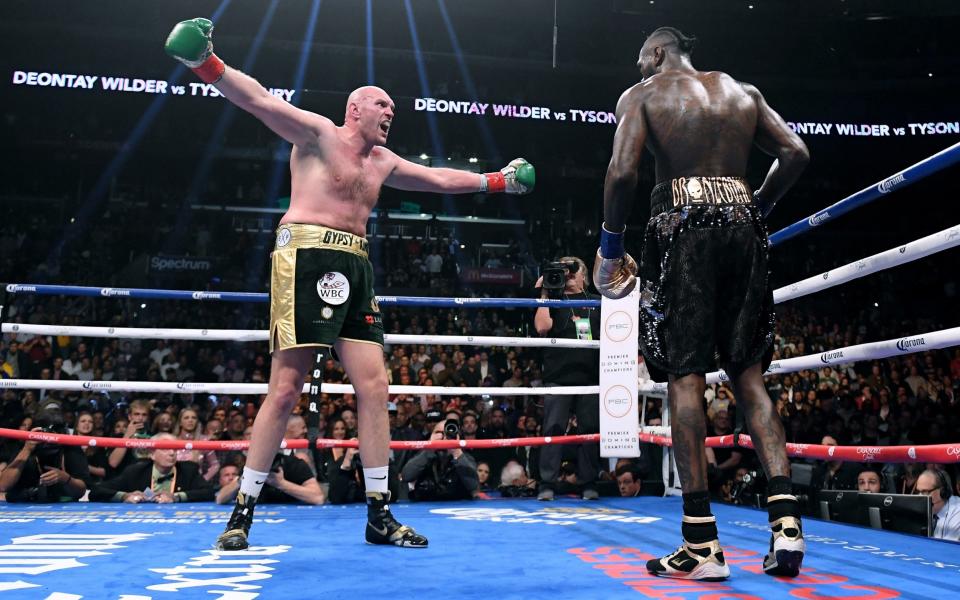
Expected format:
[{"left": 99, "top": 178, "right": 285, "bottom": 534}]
[
  {"left": 638, "top": 176, "right": 775, "bottom": 380},
  {"left": 594, "top": 25, "right": 810, "bottom": 582}
]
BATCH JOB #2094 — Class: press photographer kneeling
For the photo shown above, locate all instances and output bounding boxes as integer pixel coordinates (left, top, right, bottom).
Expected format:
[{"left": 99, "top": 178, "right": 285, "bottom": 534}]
[
  {"left": 0, "top": 409, "right": 89, "bottom": 503},
  {"left": 401, "top": 418, "right": 479, "bottom": 501},
  {"left": 534, "top": 256, "right": 602, "bottom": 501}
]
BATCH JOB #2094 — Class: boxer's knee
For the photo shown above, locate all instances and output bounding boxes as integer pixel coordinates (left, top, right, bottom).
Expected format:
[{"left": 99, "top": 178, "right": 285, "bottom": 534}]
[
  {"left": 354, "top": 370, "right": 388, "bottom": 402},
  {"left": 266, "top": 380, "right": 302, "bottom": 414}
]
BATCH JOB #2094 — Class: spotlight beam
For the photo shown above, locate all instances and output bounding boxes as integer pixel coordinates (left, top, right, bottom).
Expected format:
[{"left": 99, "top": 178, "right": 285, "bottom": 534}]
[
  {"left": 163, "top": 0, "right": 281, "bottom": 256},
  {"left": 366, "top": 0, "right": 375, "bottom": 85},
  {"left": 242, "top": 0, "right": 323, "bottom": 293},
  {"left": 42, "top": 1, "right": 233, "bottom": 279},
  {"left": 402, "top": 0, "right": 460, "bottom": 251}
]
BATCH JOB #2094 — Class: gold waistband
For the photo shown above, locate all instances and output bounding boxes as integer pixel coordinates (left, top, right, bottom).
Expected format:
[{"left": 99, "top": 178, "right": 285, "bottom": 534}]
[
  {"left": 274, "top": 224, "right": 369, "bottom": 257},
  {"left": 652, "top": 176, "right": 753, "bottom": 209}
]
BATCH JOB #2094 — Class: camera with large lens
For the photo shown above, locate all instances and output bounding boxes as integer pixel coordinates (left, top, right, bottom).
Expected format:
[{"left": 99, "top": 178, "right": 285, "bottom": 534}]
[
  {"left": 443, "top": 419, "right": 461, "bottom": 440},
  {"left": 541, "top": 261, "right": 577, "bottom": 299},
  {"left": 34, "top": 423, "right": 66, "bottom": 469},
  {"left": 729, "top": 470, "right": 766, "bottom": 507}
]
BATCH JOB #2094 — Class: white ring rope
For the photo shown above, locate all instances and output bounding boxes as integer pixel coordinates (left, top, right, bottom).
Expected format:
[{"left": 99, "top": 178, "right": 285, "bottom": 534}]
[
  {"left": 714, "top": 326, "right": 960, "bottom": 385},
  {"left": 3, "top": 327, "right": 957, "bottom": 396},
  {"left": 0, "top": 379, "right": 659, "bottom": 397},
  {"left": 774, "top": 223, "right": 960, "bottom": 304},
  {"left": 0, "top": 325, "right": 598, "bottom": 349}
]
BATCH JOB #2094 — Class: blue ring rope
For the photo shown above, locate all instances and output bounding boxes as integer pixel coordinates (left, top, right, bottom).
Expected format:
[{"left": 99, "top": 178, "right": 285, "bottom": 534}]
[
  {"left": 769, "top": 140, "right": 960, "bottom": 246},
  {"left": 1, "top": 284, "right": 599, "bottom": 308}
]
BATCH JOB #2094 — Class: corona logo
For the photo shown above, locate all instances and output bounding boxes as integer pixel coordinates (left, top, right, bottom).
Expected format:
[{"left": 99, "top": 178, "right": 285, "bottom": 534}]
[
  {"left": 895, "top": 337, "right": 925, "bottom": 352},
  {"left": 807, "top": 211, "right": 831, "bottom": 226},
  {"left": 820, "top": 350, "right": 844, "bottom": 364},
  {"left": 192, "top": 291, "right": 222, "bottom": 300},
  {"left": 877, "top": 173, "right": 906, "bottom": 194}
]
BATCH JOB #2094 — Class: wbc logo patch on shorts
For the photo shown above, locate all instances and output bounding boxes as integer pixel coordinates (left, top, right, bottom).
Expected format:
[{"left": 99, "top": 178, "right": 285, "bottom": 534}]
[{"left": 317, "top": 272, "right": 350, "bottom": 306}]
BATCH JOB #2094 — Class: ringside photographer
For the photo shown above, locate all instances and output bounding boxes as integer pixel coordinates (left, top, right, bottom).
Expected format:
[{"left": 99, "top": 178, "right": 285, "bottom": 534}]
[
  {"left": 401, "top": 419, "right": 479, "bottom": 501},
  {"left": 0, "top": 409, "right": 90, "bottom": 503},
  {"left": 534, "top": 256, "right": 601, "bottom": 501}
]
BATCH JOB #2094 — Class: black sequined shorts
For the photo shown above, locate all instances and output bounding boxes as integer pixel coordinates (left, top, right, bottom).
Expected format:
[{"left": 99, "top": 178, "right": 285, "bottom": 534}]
[{"left": 638, "top": 184, "right": 775, "bottom": 380}]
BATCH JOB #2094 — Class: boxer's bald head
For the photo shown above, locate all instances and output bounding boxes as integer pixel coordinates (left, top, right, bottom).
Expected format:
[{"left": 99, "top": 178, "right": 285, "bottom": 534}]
[{"left": 345, "top": 86, "right": 395, "bottom": 146}]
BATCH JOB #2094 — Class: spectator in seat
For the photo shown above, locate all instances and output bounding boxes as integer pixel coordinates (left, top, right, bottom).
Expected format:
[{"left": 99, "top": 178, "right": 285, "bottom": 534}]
[
  {"left": 217, "top": 448, "right": 324, "bottom": 505},
  {"left": 616, "top": 463, "right": 643, "bottom": 498},
  {"left": 857, "top": 467, "right": 882, "bottom": 493},
  {"left": 917, "top": 469, "right": 959, "bottom": 542},
  {"left": 92, "top": 433, "right": 213, "bottom": 503},
  {"left": 174, "top": 408, "right": 220, "bottom": 481}
]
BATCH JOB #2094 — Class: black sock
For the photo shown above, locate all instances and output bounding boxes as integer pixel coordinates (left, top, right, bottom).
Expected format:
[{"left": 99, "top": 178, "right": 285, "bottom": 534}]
[
  {"left": 682, "top": 491, "right": 712, "bottom": 517},
  {"left": 767, "top": 476, "right": 792, "bottom": 497},
  {"left": 682, "top": 491, "right": 717, "bottom": 543},
  {"left": 766, "top": 476, "right": 800, "bottom": 521}
]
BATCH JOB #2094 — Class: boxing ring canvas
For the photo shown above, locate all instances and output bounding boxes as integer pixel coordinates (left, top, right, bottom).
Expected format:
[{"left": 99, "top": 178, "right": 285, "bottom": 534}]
[{"left": 1, "top": 497, "right": 956, "bottom": 599}]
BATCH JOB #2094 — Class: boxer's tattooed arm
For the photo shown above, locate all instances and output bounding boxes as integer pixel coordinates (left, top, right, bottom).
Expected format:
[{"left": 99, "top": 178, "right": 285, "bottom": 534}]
[{"left": 604, "top": 86, "right": 648, "bottom": 231}]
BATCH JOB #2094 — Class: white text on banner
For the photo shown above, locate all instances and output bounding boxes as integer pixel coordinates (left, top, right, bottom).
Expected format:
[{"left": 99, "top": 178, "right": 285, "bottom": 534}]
[{"left": 599, "top": 290, "right": 640, "bottom": 458}]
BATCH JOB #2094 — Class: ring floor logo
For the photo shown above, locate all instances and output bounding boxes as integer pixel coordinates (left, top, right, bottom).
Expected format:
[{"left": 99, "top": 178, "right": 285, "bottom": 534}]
[
  {"left": 0, "top": 533, "right": 152, "bottom": 593},
  {"left": 146, "top": 545, "right": 292, "bottom": 595},
  {"left": 430, "top": 507, "right": 660, "bottom": 527}
]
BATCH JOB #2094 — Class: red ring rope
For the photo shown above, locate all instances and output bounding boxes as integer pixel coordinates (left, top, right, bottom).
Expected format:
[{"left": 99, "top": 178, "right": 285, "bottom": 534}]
[{"left": 1, "top": 428, "right": 957, "bottom": 463}]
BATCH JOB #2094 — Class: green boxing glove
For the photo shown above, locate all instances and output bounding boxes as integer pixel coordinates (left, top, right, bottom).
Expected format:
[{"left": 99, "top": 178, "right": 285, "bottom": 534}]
[
  {"left": 481, "top": 158, "right": 535, "bottom": 194},
  {"left": 164, "top": 18, "right": 225, "bottom": 84}
]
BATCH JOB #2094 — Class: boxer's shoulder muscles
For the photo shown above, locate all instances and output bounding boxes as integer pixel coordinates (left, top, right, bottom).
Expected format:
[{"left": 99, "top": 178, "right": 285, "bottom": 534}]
[
  {"left": 738, "top": 81, "right": 803, "bottom": 159},
  {"left": 608, "top": 84, "right": 649, "bottom": 176},
  {"left": 615, "top": 82, "right": 649, "bottom": 120}
]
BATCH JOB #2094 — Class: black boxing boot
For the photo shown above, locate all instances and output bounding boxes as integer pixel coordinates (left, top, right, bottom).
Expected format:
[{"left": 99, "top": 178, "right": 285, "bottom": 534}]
[
  {"left": 215, "top": 491, "right": 257, "bottom": 551},
  {"left": 365, "top": 491, "right": 428, "bottom": 548}
]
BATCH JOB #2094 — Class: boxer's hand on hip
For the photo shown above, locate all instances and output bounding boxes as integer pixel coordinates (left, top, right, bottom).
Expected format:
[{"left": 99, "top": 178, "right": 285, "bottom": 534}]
[
  {"left": 753, "top": 190, "right": 775, "bottom": 218},
  {"left": 593, "top": 250, "right": 638, "bottom": 300},
  {"left": 165, "top": 18, "right": 225, "bottom": 84},
  {"left": 481, "top": 158, "right": 535, "bottom": 194}
]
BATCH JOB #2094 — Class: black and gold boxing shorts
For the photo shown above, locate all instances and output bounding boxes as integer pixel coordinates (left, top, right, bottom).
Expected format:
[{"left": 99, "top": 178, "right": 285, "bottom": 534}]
[
  {"left": 637, "top": 176, "right": 774, "bottom": 379},
  {"left": 269, "top": 224, "right": 383, "bottom": 353}
]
